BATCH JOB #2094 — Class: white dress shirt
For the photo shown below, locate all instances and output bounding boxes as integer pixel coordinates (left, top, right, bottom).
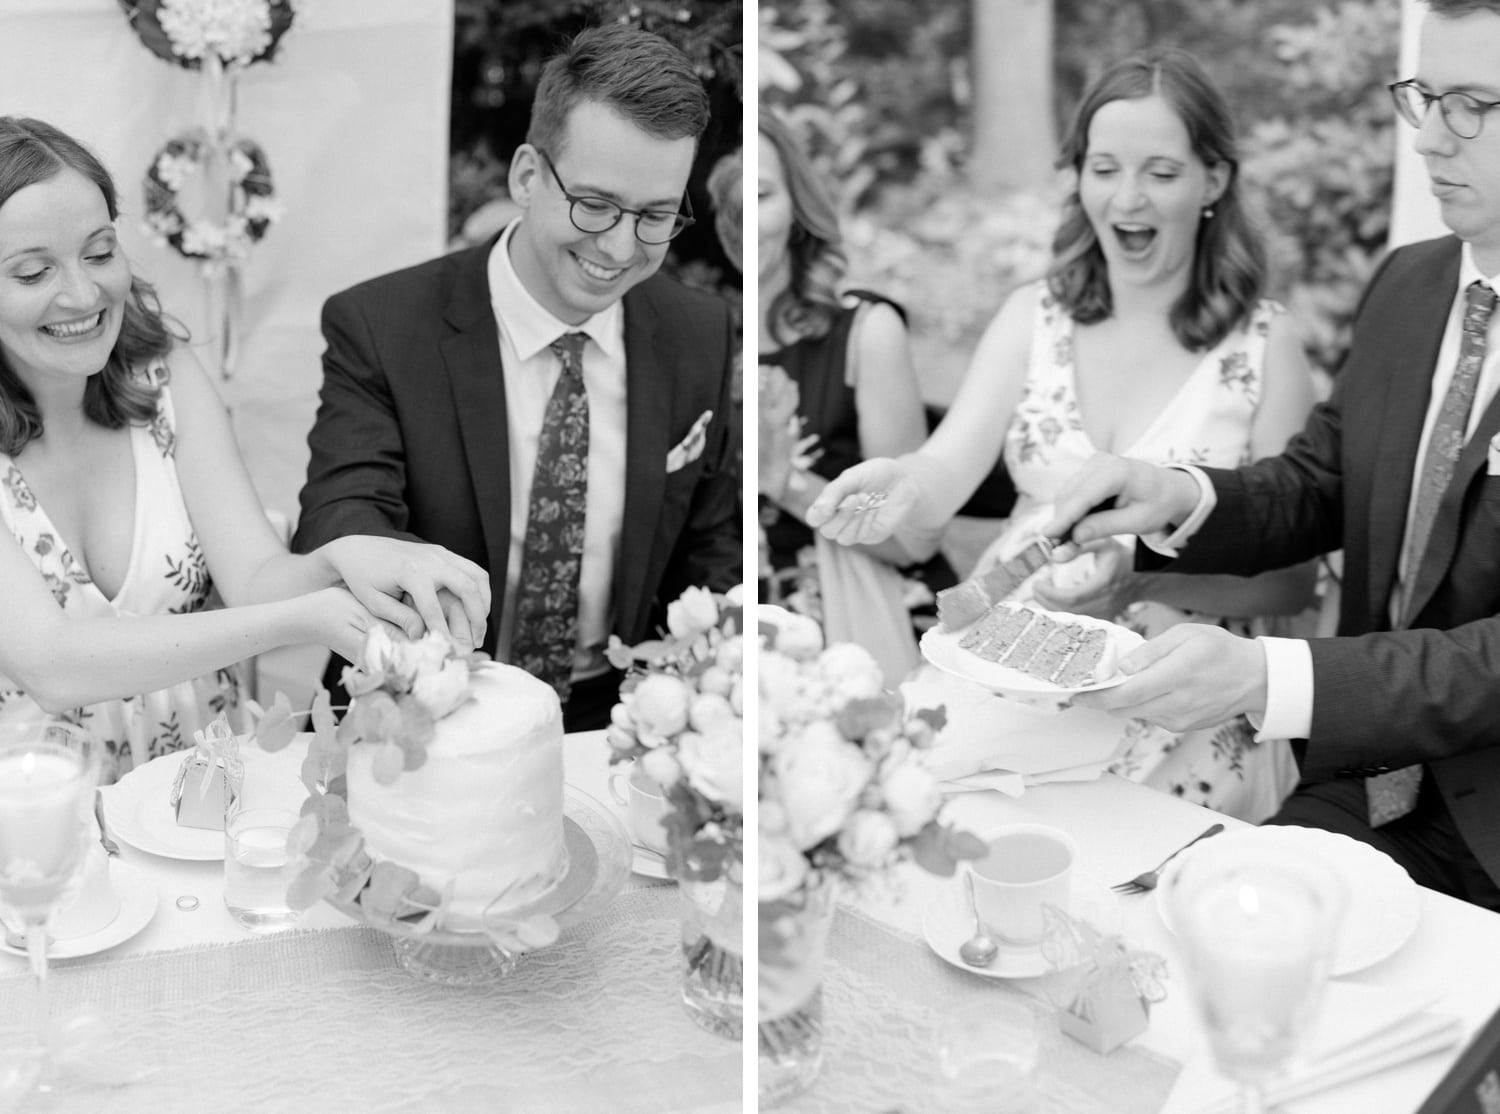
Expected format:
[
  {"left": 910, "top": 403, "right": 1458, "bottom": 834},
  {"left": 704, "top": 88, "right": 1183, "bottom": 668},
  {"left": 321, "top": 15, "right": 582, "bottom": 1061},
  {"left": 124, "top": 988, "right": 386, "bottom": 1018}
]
[
  {"left": 1163, "top": 244, "right": 1500, "bottom": 740},
  {"left": 487, "top": 221, "right": 627, "bottom": 681}
]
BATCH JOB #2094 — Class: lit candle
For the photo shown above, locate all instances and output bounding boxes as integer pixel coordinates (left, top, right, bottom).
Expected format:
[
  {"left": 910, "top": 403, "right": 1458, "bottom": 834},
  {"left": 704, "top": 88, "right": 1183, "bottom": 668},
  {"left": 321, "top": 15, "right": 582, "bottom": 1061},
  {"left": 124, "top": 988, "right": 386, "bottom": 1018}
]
[{"left": 0, "top": 747, "right": 89, "bottom": 914}]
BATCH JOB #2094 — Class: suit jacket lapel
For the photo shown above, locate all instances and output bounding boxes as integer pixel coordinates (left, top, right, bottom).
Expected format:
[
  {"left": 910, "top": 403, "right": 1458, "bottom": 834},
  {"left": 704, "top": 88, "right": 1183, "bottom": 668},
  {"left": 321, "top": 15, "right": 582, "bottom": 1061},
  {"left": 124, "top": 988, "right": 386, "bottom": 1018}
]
[
  {"left": 441, "top": 236, "right": 512, "bottom": 607},
  {"left": 616, "top": 286, "right": 672, "bottom": 639},
  {"left": 1368, "top": 245, "right": 1460, "bottom": 627},
  {"left": 1409, "top": 364, "right": 1500, "bottom": 622}
]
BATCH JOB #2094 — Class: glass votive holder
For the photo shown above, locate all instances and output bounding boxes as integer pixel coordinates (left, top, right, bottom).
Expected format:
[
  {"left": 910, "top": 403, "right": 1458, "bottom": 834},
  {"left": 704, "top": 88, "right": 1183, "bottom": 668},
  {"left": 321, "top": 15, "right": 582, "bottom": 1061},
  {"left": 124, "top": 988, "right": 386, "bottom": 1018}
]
[
  {"left": 935, "top": 998, "right": 1042, "bottom": 1112},
  {"left": 223, "top": 807, "right": 303, "bottom": 933}
]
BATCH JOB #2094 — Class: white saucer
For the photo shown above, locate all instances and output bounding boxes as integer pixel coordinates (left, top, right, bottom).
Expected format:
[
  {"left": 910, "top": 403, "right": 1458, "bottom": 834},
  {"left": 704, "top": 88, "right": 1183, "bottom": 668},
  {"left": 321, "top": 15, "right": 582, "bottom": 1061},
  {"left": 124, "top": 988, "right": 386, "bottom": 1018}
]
[
  {"left": 103, "top": 754, "right": 224, "bottom": 861},
  {"left": 922, "top": 871, "right": 1119, "bottom": 979},
  {"left": 1155, "top": 825, "right": 1420, "bottom": 976},
  {"left": 1, "top": 862, "right": 157, "bottom": 960}
]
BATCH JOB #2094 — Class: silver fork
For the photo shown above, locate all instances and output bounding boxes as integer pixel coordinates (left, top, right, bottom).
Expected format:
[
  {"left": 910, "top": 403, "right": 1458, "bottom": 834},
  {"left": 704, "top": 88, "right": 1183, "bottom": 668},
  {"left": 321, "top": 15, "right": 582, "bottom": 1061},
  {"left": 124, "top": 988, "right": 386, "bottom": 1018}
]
[{"left": 1111, "top": 823, "right": 1224, "bottom": 894}]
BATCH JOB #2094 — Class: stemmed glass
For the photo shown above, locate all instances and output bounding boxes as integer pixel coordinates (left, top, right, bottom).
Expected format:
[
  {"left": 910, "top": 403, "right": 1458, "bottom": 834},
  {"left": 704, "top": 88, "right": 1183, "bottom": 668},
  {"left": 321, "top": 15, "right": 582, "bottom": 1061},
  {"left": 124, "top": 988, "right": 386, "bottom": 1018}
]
[
  {"left": 0, "top": 722, "right": 104, "bottom": 1093},
  {"left": 1168, "top": 841, "right": 1346, "bottom": 1114}
]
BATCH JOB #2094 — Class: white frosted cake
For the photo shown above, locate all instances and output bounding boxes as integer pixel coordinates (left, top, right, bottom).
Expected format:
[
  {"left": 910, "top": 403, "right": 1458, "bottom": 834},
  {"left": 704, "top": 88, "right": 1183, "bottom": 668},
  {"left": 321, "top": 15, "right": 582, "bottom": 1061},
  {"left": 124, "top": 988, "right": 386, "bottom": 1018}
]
[{"left": 345, "top": 661, "right": 567, "bottom": 918}]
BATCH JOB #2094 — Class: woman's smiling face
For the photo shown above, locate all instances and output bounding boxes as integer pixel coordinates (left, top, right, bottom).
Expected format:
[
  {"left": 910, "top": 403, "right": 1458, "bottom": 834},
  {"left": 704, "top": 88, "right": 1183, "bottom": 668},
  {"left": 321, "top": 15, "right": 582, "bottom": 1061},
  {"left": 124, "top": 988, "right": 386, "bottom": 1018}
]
[
  {"left": 1078, "top": 94, "right": 1226, "bottom": 295},
  {"left": 0, "top": 166, "right": 129, "bottom": 387}
]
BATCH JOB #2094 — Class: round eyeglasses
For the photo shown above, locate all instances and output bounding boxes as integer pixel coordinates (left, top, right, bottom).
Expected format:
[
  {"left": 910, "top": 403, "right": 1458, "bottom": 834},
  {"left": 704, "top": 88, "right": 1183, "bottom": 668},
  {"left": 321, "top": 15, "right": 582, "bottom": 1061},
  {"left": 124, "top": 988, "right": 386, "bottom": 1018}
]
[
  {"left": 536, "top": 148, "right": 695, "bottom": 245},
  {"left": 1390, "top": 79, "right": 1500, "bottom": 140}
]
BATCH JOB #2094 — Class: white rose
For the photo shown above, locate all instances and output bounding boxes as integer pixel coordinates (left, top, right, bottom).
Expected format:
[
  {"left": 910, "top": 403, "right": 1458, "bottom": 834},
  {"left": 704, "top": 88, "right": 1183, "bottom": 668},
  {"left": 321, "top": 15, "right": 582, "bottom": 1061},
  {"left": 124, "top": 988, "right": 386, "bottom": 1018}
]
[
  {"left": 359, "top": 625, "right": 398, "bottom": 675},
  {"left": 667, "top": 585, "right": 719, "bottom": 640},
  {"left": 688, "top": 692, "right": 736, "bottom": 732},
  {"left": 772, "top": 612, "right": 824, "bottom": 661},
  {"left": 880, "top": 761, "right": 941, "bottom": 837},
  {"left": 716, "top": 634, "right": 744, "bottom": 674},
  {"left": 837, "top": 809, "right": 901, "bottom": 869},
  {"left": 698, "top": 664, "right": 732, "bottom": 697},
  {"left": 759, "top": 832, "right": 810, "bottom": 904},
  {"left": 774, "top": 738, "right": 871, "bottom": 850},
  {"left": 758, "top": 651, "right": 801, "bottom": 718},
  {"left": 410, "top": 658, "right": 470, "bottom": 719},
  {"left": 677, "top": 724, "right": 742, "bottom": 811},
  {"left": 640, "top": 747, "right": 683, "bottom": 790},
  {"left": 628, "top": 674, "right": 690, "bottom": 741},
  {"left": 726, "top": 584, "right": 745, "bottom": 607},
  {"left": 817, "top": 643, "right": 885, "bottom": 702},
  {"left": 394, "top": 630, "right": 451, "bottom": 680}
]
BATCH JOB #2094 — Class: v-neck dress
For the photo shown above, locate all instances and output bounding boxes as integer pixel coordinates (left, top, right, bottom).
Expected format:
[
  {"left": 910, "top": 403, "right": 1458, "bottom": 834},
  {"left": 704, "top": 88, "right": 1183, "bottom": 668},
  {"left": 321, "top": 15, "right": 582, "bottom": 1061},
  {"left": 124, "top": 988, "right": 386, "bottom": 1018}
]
[
  {"left": 0, "top": 363, "right": 242, "bottom": 784},
  {"left": 972, "top": 284, "right": 1300, "bottom": 822}
]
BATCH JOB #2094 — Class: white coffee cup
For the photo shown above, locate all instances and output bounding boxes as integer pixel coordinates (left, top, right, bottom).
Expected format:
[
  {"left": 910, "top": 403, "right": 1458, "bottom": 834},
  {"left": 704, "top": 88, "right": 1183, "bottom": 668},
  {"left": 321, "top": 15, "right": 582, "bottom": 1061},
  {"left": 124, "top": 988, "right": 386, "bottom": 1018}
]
[
  {"left": 970, "top": 823, "right": 1076, "bottom": 946},
  {"left": 608, "top": 764, "right": 670, "bottom": 855}
]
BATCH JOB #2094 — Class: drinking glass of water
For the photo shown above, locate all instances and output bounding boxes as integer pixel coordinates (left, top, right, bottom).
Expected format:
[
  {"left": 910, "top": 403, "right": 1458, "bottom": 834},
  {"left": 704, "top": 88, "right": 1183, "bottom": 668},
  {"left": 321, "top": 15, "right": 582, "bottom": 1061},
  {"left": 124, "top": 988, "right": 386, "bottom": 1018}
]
[
  {"left": 934, "top": 998, "right": 1041, "bottom": 1112},
  {"left": 224, "top": 807, "right": 303, "bottom": 933}
]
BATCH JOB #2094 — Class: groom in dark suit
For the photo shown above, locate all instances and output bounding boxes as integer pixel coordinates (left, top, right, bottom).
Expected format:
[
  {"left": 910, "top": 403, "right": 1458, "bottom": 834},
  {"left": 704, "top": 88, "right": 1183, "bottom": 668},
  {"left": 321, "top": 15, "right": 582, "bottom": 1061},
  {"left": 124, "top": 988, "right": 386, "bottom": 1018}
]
[
  {"left": 1040, "top": 0, "right": 1500, "bottom": 909},
  {"left": 292, "top": 24, "right": 739, "bottom": 731}
]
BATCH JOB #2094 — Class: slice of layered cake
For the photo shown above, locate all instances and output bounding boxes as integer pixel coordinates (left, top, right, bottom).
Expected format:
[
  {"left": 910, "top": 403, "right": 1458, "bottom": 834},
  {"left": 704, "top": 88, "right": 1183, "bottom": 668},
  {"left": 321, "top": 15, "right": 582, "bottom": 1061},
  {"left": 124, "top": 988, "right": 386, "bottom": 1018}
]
[
  {"left": 958, "top": 602, "right": 1113, "bottom": 686},
  {"left": 936, "top": 536, "right": 1055, "bottom": 630}
]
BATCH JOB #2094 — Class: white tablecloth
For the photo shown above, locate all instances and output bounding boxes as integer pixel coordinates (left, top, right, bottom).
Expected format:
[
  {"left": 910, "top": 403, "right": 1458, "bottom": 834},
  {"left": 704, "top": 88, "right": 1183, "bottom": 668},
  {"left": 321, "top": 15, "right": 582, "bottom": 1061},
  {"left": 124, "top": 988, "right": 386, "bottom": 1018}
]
[
  {"left": 0, "top": 733, "right": 741, "bottom": 1114},
  {"left": 843, "top": 774, "right": 1500, "bottom": 1114}
]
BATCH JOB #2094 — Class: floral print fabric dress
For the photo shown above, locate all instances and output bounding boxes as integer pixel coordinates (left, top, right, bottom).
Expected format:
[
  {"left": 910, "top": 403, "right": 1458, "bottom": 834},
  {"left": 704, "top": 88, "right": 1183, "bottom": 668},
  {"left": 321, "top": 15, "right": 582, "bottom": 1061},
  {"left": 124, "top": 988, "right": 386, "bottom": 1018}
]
[
  {"left": 973, "top": 283, "right": 1300, "bottom": 822},
  {"left": 0, "top": 362, "right": 242, "bottom": 784}
]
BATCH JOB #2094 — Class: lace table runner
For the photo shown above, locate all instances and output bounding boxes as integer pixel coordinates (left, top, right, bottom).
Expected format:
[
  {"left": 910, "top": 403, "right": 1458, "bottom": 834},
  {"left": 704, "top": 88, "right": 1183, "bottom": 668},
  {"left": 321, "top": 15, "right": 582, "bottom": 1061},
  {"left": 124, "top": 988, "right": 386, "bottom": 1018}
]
[
  {"left": 0, "top": 885, "right": 741, "bottom": 1114},
  {"left": 779, "top": 903, "right": 1180, "bottom": 1114}
]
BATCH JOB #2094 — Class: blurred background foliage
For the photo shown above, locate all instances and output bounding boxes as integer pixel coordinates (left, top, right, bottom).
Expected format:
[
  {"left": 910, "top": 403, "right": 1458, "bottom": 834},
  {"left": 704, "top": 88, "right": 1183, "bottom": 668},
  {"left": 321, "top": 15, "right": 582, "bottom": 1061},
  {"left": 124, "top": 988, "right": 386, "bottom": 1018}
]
[
  {"left": 761, "top": 0, "right": 1401, "bottom": 398},
  {"left": 448, "top": 0, "right": 743, "bottom": 300}
]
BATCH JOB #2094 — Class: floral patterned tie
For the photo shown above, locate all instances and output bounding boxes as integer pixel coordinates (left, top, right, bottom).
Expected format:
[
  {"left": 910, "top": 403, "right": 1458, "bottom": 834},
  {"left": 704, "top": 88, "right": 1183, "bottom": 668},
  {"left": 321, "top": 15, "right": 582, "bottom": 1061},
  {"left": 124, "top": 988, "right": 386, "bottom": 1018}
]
[
  {"left": 1369, "top": 281, "right": 1498, "bottom": 828},
  {"left": 511, "top": 332, "right": 589, "bottom": 702}
]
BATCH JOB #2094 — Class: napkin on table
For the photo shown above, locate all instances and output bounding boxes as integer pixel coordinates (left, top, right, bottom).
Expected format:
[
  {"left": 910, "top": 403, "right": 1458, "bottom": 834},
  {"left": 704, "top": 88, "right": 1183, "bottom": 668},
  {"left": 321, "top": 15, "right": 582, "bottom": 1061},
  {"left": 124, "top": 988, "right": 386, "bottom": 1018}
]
[
  {"left": 1160, "top": 982, "right": 1462, "bottom": 1114},
  {"left": 903, "top": 670, "right": 1126, "bottom": 782}
]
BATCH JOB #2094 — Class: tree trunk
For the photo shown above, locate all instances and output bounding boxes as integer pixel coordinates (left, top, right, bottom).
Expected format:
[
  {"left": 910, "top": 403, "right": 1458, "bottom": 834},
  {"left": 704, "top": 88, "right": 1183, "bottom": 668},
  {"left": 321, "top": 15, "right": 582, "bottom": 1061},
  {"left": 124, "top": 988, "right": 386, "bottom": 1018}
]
[{"left": 970, "top": 0, "right": 1056, "bottom": 192}]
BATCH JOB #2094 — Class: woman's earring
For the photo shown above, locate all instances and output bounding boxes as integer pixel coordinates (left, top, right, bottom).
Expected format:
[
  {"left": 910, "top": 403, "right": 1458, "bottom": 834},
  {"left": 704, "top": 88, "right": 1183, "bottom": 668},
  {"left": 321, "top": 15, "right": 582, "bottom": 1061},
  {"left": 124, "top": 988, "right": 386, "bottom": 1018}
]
[{"left": 1202, "top": 206, "right": 1215, "bottom": 220}]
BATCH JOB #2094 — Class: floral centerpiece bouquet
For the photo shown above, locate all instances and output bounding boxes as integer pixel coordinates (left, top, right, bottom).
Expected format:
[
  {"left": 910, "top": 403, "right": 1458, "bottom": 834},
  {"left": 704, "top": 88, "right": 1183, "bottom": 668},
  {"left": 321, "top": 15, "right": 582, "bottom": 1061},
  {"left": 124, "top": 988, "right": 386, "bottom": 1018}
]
[
  {"left": 757, "top": 603, "right": 985, "bottom": 1103},
  {"left": 604, "top": 584, "right": 745, "bottom": 1038}
]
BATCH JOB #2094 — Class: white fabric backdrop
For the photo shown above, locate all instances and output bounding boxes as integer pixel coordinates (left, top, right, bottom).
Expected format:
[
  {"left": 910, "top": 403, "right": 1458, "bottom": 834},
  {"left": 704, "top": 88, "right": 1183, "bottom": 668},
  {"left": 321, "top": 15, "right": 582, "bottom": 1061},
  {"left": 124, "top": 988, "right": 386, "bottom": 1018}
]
[
  {"left": 0, "top": 0, "right": 454, "bottom": 520},
  {"left": 1392, "top": 0, "right": 1447, "bottom": 249}
]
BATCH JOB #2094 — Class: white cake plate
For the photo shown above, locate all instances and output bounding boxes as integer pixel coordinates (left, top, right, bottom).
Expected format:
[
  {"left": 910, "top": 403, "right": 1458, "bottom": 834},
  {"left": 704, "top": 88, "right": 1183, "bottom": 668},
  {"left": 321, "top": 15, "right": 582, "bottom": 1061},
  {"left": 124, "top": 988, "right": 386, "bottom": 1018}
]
[{"left": 327, "top": 786, "right": 631, "bottom": 985}]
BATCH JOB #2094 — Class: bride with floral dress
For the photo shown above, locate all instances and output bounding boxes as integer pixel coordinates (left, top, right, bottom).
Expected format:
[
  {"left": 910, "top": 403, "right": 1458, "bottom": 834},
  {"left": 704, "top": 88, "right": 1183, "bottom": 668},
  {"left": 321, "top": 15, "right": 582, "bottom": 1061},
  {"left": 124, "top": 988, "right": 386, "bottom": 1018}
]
[{"left": 806, "top": 48, "right": 1320, "bottom": 822}]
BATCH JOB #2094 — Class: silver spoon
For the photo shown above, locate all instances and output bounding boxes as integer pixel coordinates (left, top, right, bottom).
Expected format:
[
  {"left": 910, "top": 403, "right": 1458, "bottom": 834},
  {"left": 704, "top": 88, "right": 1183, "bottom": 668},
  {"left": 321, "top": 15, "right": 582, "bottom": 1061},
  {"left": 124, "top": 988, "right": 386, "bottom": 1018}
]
[{"left": 958, "top": 871, "right": 998, "bottom": 968}]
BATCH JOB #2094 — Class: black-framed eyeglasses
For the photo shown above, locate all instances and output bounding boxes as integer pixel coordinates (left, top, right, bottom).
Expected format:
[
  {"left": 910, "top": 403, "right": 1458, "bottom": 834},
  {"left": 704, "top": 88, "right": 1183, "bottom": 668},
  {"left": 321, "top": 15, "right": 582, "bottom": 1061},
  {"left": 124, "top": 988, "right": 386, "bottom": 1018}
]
[
  {"left": 1390, "top": 79, "right": 1500, "bottom": 140},
  {"left": 536, "top": 148, "right": 695, "bottom": 244}
]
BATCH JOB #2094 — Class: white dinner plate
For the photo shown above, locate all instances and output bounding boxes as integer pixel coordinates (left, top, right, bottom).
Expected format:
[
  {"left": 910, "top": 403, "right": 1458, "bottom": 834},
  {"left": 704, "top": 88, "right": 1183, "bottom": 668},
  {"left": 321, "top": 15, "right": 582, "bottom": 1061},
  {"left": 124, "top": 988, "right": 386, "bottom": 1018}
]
[
  {"left": 105, "top": 753, "right": 226, "bottom": 860},
  {"left": 921, "top": 871, "right": 1119, "bottom": 980},
  {"left": 0, "top": 861, "right": 157, "bottom": 960},
  {"left": 920, "top": 612, "right": 1143, "bottom": 700},
  {"left": 1155, "top": 825, "right": 1420, "bottom": 976}
]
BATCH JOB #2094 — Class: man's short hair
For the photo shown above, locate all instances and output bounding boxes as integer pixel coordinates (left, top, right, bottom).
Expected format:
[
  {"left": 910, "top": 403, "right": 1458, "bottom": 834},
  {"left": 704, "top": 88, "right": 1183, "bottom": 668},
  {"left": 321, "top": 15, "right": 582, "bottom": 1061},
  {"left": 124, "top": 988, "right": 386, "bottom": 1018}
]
[
  {"left": 1423, "top": 0, "right": 1500, "bottom": 16},
  {"left": 526, "top": 24, "right": 710, "bottom": 157}
]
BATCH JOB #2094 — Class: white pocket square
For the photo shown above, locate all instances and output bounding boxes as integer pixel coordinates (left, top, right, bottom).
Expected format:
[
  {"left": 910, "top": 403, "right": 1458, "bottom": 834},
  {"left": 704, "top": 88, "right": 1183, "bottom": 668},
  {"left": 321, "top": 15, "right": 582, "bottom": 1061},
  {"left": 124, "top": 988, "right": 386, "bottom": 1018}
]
[
  {"left": 666, "top": 409, "right": 713, "bottom": 474},
  {"left": 1489, "top": 432, "right": 1500, "bottom": 476}
]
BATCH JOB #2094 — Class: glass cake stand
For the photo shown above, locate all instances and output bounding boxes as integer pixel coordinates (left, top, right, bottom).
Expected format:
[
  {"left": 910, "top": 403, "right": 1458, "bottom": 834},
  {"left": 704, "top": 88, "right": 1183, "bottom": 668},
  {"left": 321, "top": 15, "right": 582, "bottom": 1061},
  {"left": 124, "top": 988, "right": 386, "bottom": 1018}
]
[{"left": 329, "top": 786, "right": 631, "bottom": 986}]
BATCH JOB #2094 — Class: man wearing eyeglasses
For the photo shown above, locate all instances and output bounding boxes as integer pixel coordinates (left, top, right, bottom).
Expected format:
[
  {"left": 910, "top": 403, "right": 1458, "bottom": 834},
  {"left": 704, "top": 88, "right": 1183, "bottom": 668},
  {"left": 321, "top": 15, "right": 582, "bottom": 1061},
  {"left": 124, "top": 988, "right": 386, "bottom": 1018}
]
[
  {"left": 1021, "top": 0, "right": 1500, "bottom": 909},
  {"left": 293, "top": 24, "right": 739, "bottom": 731}
]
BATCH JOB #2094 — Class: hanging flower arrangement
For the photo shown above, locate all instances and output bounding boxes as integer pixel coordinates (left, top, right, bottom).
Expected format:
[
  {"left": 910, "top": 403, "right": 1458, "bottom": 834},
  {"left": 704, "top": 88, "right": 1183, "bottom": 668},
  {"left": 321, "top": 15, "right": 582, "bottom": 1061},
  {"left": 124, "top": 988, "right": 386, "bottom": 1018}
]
[
  {"left": 143, "top": 132, "right": 281, "bottom": 263},
  {"left": 117, "top": 0, "right": 299, "bottom": 70}
]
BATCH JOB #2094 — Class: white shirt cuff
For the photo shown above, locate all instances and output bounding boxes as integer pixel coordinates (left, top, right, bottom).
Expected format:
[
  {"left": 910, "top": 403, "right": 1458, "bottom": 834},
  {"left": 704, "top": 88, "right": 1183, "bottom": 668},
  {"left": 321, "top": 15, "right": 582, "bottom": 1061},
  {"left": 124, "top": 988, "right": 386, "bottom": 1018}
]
[
  {"left": 1139, "top": 466, "right": 1216, "bottom": 558},
  {"left": 1252, "top": 636, "right": 1314, "bottom": 741}
]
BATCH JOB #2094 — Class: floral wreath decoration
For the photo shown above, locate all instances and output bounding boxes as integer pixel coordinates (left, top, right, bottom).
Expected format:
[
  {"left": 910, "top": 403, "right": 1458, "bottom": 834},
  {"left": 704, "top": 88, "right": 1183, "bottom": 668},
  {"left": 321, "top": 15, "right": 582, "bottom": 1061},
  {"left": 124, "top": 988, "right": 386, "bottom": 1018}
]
[
  {"left": 250, "top": 628, "right": 562, "bottom": 955},
  {"left": 144, "top": 132, "right": 281, "bottom": 264},
  {"left": 118, "top": 0, "right": 299, "bottom": 70}
]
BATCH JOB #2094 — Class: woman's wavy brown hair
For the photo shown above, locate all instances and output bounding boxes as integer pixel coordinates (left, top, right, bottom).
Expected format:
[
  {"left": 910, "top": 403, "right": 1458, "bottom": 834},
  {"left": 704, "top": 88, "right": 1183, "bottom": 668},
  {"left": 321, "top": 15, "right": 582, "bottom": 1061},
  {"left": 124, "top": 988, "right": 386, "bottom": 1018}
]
[
  {"left": 1048, "top": 48, "right": 1266, "bottom": 352},
  {"left": 0, "top": 117, "right": 176, "bottom": 456},
  {"left": 760, "top": 111, "right": 848, "bottom": 346}
]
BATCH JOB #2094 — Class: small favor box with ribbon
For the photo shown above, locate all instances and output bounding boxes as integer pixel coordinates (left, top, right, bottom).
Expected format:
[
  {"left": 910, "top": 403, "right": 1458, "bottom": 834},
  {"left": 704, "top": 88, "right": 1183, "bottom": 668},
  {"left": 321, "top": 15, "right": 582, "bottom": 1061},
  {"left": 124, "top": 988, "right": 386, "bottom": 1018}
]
[
  {"left": 1040, "top": 904, "right": 1167, "bottom": 1054},
  {"left": 169, "top": 716, "right": 244, "bottom": 830}
]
